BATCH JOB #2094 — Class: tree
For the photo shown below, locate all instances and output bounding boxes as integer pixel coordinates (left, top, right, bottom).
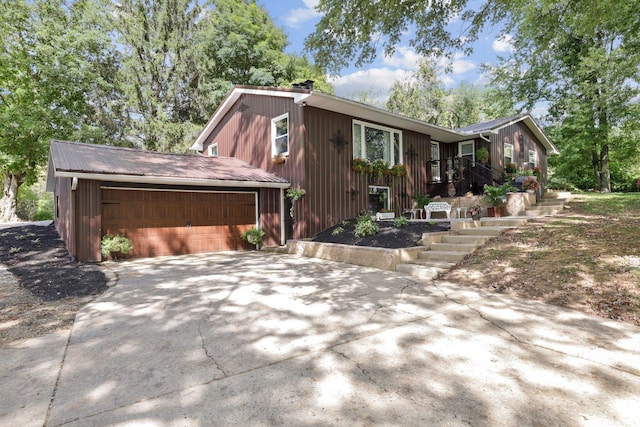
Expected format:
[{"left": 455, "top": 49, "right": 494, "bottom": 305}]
[
  {"left": 0, "top": 0, "right": 114, "bottom": 221},
  {"left": 386, "top": 59, "right": 512, "bottom": 127},
  {"left": 307, "top": 0, "right": 640, "bottom": 192},
  {"left": 488, "top": 1, "right": 640, "bottom": 192}
]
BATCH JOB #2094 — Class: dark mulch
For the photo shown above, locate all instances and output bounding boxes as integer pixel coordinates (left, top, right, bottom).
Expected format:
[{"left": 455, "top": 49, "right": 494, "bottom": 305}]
[
  {"left": 312, "top": 219, "right": 450, "bottom": 249},
  {"left": 0, "top": 224, "right": 108, "bottom": 301}
]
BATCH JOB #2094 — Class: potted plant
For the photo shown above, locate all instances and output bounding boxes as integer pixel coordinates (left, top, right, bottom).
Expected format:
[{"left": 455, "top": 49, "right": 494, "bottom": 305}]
[
  {"left": 286, "top": 185, "right": 306, "bottom": 218},
  {"left": 412, "top": 192, "right": 431, "bottom": 210},
  {"left": 352, "top": 158, "right": 371, "bottom": 173},
  {"left": 271, "top": 153, "right": 286, "bottom": 164},
  {"left": 475, "top": 147, "right": 489, "bottom": 164},
  {"left": 241, "top": 227, "right": 265, "bottom": 250},
  {"left": 101, "top": 233, "right": 133, "bottom": 261},
  {"left": 483, "top": 183, "right": 515, "bottom": 217},
  {"left": 522, "top": 176, "right": 539, "bottom": 193}
]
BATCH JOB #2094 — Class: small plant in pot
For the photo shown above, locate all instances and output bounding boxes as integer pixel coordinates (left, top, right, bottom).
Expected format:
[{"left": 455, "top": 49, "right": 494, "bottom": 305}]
[
  {"left": 241, "top": 227, "right": 265, "bottom": 250},
  {"left": 101, "top": 233, "right": 133, "bottom": 261},
  {"left": 483, "top": 183, "right": 515, "bottom": 217},
  {"left": 475, "top": 147, "right": 489, "bottom": 164}
]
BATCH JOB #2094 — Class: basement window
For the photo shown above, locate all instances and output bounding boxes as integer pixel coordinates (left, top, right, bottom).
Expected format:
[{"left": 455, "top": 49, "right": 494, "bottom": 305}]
[{"left": 369, "top": 186, "right": 390, "bottom": 212}]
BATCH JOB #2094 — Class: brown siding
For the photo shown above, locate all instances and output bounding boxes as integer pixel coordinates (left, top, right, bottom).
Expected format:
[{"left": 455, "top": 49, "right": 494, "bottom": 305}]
[
  {"left": 74, "top": 180, "right": 102, "bottom": 262},
  {"left": 54, "top": 177, "right": 74, "bottom": 258},
  {"left": 259, "top": 188, "right": 283, "bottom": 246},
  {"left": 490, "top": 123, "right": 549, "bottom": 183}
]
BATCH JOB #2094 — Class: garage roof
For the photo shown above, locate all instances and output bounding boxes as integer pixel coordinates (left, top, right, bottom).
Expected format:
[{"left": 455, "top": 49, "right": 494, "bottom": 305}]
[{"left": 46, "top": 140, "right": 290, "bottom": 190}]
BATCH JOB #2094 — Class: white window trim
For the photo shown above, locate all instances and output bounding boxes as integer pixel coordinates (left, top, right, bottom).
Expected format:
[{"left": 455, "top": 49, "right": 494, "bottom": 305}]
[
  {"left": 431, "top": 141, "right": 441, "bottom": 182},
  {"left": 352, "top": 119, "right": 403, "bottom": 165},
  {"left": 504, "top": 142, "right": 514, "bottom": 164},
  {"left": 369, "top": 185, "right": 391, "bottom": 211},
  {"left": 459, "top": 141, "right": 474, "bottom": 161},
  {"left": 271, "top": 112, "right": 289, "bottom": 157},
  {"left": 208, "top": 142, "right": 218, "bottom": 157},
  {"left": 528, "top": 150, "right": 537, "bottom": 167}
]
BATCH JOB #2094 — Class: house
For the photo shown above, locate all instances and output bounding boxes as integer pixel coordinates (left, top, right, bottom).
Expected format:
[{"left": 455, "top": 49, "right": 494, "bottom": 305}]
[
  {"left": 46, "top": 84, "right": 558, "bottom": 261},
  {"left": 190, "top": 83, "right": 559, "bottom": 244},
  {"left": 46, "top": 140, "right": 289, "bottom": 261}
]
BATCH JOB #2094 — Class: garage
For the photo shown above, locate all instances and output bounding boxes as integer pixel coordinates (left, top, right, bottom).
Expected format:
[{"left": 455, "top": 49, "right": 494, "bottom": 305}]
[
  {"left": 46, "top": 140, "right": 289, "bottom": 261},
  {"left": 101, "top": 188, "right": 257, "bottom": 257}
]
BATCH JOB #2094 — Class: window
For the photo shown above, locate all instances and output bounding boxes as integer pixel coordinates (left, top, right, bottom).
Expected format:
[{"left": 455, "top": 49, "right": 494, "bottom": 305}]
[
  {"left": 431, "top": 141, "right": 441, "bottom": 182},
  {"left": 529, "top": 150, "right": 537, "bottom": 168},
  {"left": 369, "top": 186, "right": 390, "bottom": 212},
  {"left": 271, "top": 113, "right": 289, "bottom": 156},
  {"left": 460, "top": 141, "right": 474, "bottom": 162},
  {"left": 208, "top": 143, "right": 218, "bottom": 157},
  {"left": 504, "top": 142, "right": 514, "bottom": 165},
  {"left": 353, "top": 120, "right": 402, "bottom": 165}
]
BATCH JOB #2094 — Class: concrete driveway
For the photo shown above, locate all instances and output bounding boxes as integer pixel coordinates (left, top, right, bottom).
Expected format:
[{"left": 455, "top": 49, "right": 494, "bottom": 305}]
[{"left": 2, "top": 252, "right": 640, "bottom": 426}]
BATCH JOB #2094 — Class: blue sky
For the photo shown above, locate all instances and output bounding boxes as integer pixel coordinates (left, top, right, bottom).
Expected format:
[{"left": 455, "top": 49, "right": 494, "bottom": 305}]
[{"left": 260, "top": 0, "right": 514, "bottom": 104}]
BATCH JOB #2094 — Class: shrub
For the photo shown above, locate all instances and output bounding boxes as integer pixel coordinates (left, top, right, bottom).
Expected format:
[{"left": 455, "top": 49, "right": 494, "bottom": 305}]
[
  {"left": 354, "top": 214, "right": 379, "bottom": 238},
  {"left": 101, "top": 234, "right": 133, "bottom": 260},
  {"left": 241, "top": 227, "right": 265, "bottom": 249},
  {"left": 331, "top": 226, "right": 345, "bottom": 236},
  {"left": 393, "top": 216, "right": 408, "bottom": 227}
]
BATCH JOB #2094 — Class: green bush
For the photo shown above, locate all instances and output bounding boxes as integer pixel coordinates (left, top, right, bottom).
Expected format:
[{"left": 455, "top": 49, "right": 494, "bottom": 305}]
[
  {"left": 354, "top": 214, "right": 379, "bottom": 238},
  {"left": 393, "top": 216, "right": 408, "bottom": 227},
  {"left": 17, "top": 183, "right": 54, "bottom": 221},
  {"left": 331, "top": 226, "right": 345, "bottom": 236},
  {"left": 101, "top": 234, "right": 133, "bottom": 260},
  {"left": 241, "top": 227, "right": 265, "bottom": 249}
]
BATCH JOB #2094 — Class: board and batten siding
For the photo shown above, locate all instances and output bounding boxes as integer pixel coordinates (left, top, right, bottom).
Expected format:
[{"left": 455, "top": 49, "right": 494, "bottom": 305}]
[{"left": 492, "top": 122, "right": 549, "bottom": 181}]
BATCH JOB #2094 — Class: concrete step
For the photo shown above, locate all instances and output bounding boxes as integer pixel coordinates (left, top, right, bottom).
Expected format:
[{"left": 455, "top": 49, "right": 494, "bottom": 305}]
[
  {"left": 537, "top": 200, "right": 566, "bottom": 207},
  {"left": 480, "top": 218, "right": 528, "bottom": 227},
  {"left": 544, "top": 191, "right": 572, "bottom": 199},
  {"left": 441, "top": 235, "right": 489, "bottom": 245},
  {"left": 408, "top": 258, "right": 457, "bottom": 269},
  {"left": 522, "top": 209, "right": 560, "bottom": 217},
  {"left": 396, "top": 263, "right": 446, "bottom": 280},
  {"left": 429, "top": 242, "right": 478, "bottom": 253},
  {"left": 418, "top": 250, "right": 468, "bottom": 263},
  {"left": 457, "top": 226, "right": 512, "bottom": 237}
]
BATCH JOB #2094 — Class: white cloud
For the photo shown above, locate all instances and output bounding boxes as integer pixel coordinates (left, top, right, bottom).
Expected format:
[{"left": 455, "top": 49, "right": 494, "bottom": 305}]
[
  {"left": 381, "top": 46, "right": 422, "bottom": 70},
  {"left": 284, "top": 0, "right": 321, "bottom": 28},
  {"left": 330, "top": 68, "right": 413, "bottom": 104},
  {"left": 450, "top": 52, "right": 476, "bottom": 75},
  {"left": 492, "top": 34, "right": 514, "bottom": 54}
]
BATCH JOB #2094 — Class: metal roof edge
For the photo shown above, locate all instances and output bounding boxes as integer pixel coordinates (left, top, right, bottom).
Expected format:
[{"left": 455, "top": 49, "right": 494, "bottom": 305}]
[{"left": 53, "top": 171, "right": 291, "bottom": 189}]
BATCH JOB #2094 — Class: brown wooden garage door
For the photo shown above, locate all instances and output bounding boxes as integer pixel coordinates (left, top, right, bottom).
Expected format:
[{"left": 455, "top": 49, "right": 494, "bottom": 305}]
[{"left": 101, "top": 188, "right": 256, "bottom": 257}]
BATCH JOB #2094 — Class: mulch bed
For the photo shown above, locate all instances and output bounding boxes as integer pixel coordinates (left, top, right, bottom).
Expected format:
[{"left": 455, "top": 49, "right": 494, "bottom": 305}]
[
  {"left": 0, "top": 224, "right": 108, "bottom": 301},
  {"left": 312, "top": 219, "right": 450, "bottom": 249}
]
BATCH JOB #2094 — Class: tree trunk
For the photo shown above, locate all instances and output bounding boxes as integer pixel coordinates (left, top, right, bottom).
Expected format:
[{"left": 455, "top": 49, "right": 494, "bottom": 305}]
[
  {"left": 0, "top": 171, "right": 23, "bottom": 223},
  {"left": 600, "top": 143, "right": 611, "bottom": 192}
]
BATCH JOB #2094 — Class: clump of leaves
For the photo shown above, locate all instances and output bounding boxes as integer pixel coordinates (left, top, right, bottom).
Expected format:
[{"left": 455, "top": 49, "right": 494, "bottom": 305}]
[
  {"left": 331, "top": 226, "right": 345, "bottom": 236},
  {"left": 241, "top": 227, "right": 265, "bottom": 250},
  {"left": 354, "top": 214, "right": 379, "bottom": 238},
  {"left": 101, "top": 234, "right": 133, "bottom": 260},
  {"left": 393, "top": 216, "right": 408, "bottom": 227}
]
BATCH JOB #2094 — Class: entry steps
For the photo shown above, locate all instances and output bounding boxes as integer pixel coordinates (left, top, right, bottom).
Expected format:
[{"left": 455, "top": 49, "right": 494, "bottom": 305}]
[{"left": 396, "top": 192, "right": 571, "bottom": 280}]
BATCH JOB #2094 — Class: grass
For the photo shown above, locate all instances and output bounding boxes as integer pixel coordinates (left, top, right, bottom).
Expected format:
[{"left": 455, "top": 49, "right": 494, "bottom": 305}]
[{"left": 441, "top": 192, "right": 640, "bottom": 326}]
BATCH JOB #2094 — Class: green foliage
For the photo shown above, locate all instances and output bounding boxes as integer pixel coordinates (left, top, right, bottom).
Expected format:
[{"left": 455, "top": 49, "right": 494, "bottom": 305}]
[
  {"left": 331, "top": 226, "right": 345, "bottom": 236},
  {"left": 484, "top": 183, "right": 515, "bottom": 206},
  {"left": 16, "top": 180, "right": 53, "bottom": 221},
  {"left": 241, "top": 227, "right": 265, "bottom": 250},
  {"left": 475, "top": 147, "right": 489, "bottom": 163},
  {"left": 101, "top": 234, "right": 133, "bottom": 260},
  {"left": 354, "top": 214, "right": 379, "bottom": 238},
  {"left": 412, "top": 192, "right": 431, "bottom": 209},
  {"left": 1, "top": 0, "right": 115, "bottom": 220},
  {"left": 393, "top": 216, "right": 408, "bottom": 228}
]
